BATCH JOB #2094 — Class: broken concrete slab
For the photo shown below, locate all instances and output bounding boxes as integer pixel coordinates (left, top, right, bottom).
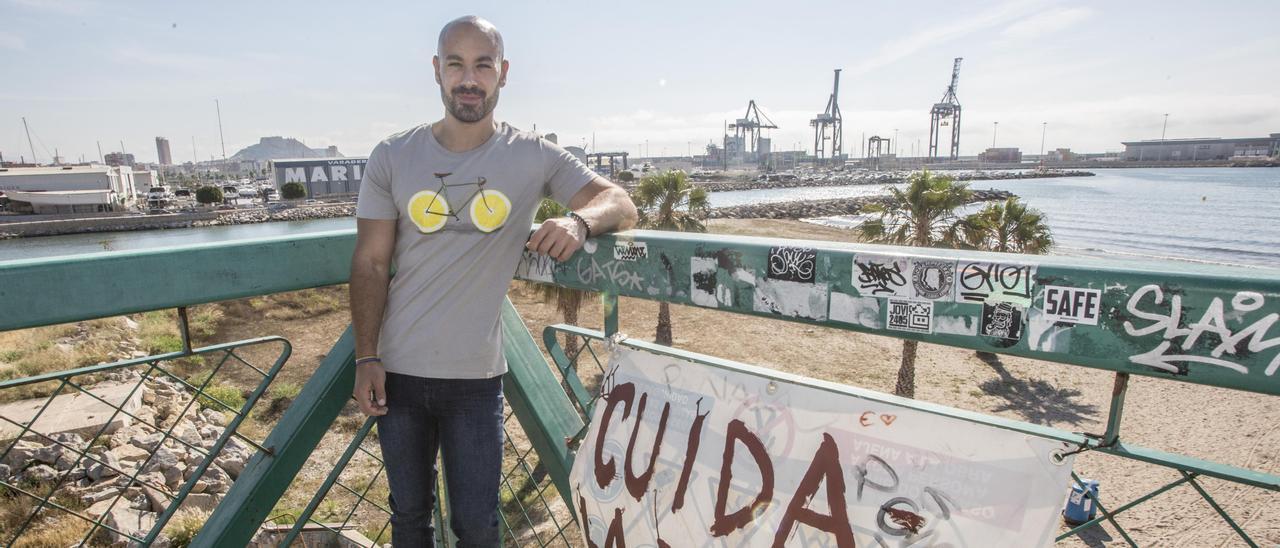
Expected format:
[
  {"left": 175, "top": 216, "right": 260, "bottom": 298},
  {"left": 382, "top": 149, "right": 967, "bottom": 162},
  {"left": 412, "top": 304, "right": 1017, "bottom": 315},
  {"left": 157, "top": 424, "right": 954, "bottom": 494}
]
[{"left": 0, "top": 381, "right": 144, "bottom": 442}]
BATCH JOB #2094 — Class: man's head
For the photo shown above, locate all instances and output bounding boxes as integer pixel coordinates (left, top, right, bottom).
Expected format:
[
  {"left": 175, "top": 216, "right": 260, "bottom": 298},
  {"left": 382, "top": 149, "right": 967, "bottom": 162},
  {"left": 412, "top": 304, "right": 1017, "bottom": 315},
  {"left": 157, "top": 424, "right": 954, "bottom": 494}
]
[{"left": 434, "top": 16, "right": 508, "bottom": 124}]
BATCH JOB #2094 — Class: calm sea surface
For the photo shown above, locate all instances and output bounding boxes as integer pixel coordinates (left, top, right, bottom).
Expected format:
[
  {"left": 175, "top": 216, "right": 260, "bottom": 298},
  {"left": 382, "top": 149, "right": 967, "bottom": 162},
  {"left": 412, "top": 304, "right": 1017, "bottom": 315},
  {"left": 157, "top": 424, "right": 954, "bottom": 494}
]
[
  {"left": 1, "top": 168, "right": 1276, "bottom": 268},
  {"left": 710, "top": 167, "right": 1280, "bottom": 269}
]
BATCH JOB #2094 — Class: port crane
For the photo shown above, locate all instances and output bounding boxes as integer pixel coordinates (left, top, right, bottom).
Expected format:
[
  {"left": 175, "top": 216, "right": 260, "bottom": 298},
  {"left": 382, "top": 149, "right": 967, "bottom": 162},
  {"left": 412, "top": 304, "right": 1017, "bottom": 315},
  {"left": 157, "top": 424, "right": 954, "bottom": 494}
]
[
  {"left": 810, "top": 69, "right": 843, "bottom": 167},
  {"left": 928, "top": 57, "right": 963, "bottom": 160}
]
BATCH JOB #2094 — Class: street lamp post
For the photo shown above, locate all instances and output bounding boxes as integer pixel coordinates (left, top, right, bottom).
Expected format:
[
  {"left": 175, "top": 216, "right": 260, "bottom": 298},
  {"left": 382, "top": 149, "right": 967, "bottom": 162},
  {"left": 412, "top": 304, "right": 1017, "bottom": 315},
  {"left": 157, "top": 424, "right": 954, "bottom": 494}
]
[
  {"left": 1040, "top": 122, "right": 1047, "bottom": 159},
  {"left": 1160, "top": 113, "right": 1169, "bottom": 161}
]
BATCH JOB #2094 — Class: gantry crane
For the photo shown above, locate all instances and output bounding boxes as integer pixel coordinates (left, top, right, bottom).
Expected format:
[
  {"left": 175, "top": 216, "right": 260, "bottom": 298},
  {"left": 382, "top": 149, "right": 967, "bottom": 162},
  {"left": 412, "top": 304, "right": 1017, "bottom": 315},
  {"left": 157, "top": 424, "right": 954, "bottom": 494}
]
[
  {"left": 928, "top": 57, "right": 963, "bottom": 161},
  {"left": 811, "top": 69, "right": 843, "bottom": 167},
  {"left": 729, "top": 100, "right": 778, "bottom": 162},
  {"left": 867, "top": 135, "right": 890, "bottom": 171}
]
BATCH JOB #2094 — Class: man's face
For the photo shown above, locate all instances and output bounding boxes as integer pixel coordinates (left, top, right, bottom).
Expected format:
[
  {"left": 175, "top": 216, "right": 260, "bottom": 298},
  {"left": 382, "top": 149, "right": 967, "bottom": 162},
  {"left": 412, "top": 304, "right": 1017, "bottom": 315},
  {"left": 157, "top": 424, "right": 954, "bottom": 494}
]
[{"left": 433, "top": 26, "right": 508, "bottom": 124}]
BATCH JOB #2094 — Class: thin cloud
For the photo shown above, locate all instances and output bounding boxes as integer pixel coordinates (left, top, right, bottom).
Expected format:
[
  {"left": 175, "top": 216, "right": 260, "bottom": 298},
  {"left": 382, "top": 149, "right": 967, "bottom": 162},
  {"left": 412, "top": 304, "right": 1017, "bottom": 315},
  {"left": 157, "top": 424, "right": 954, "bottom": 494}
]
[
  {"left": 0, "top": 31, "right": 25, "bottom": 51},
  {"left": 847, "top": 0, "right": 1047, "bottom": 77},
  {"left": 6, "top": 0, "right": 96, "bottom": 15},
  {"left": 112, "top": 47, "right": 228, "bottom": 73},
  {"left": 1001, "top": 7, "right": 1095, "bottom": 39}
]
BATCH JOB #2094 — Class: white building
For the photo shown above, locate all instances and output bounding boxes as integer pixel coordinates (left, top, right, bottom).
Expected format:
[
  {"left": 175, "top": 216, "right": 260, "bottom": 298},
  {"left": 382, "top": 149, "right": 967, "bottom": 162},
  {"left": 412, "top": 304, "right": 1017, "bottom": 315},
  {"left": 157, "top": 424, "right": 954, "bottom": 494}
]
[
  {"left": 132, "top": 169, "right": 159, "bottom": 197},
  {"left": 0, "top": 165, "right": 138, "bottom": 214}
]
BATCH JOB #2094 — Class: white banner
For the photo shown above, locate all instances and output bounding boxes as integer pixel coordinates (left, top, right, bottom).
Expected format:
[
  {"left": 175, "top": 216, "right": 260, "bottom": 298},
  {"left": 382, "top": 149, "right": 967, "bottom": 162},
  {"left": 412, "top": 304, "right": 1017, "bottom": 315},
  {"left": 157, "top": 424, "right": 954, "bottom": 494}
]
[{"left": 571, "top": 346, "right": 1075, "bottom": 547}]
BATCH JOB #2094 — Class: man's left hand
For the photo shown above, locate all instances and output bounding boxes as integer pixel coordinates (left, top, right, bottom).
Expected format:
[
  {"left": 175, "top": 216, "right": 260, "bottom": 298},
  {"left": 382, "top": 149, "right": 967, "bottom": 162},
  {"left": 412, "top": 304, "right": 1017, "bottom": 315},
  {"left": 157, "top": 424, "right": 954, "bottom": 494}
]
[{"left": 527, "top": 217, "right": 586, "bottom": 261}]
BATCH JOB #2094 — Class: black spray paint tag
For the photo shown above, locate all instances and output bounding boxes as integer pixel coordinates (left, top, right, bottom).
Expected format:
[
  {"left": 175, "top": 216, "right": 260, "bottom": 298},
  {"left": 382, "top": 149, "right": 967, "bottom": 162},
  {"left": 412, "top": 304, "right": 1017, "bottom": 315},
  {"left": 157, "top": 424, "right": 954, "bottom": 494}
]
[{"left": 767, "top": 247, "right": 816, "bottom": 283}]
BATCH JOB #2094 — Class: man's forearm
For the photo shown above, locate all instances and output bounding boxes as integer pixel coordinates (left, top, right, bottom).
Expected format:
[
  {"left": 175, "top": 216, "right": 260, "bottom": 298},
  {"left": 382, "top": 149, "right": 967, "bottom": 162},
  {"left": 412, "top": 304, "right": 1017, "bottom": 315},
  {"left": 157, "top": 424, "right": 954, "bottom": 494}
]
[
  {"left": 576, "top": 186, "right": 638, "bottom": 235},
  {"left": 350, "top": 262, "right": 390, "bottom": 358}
]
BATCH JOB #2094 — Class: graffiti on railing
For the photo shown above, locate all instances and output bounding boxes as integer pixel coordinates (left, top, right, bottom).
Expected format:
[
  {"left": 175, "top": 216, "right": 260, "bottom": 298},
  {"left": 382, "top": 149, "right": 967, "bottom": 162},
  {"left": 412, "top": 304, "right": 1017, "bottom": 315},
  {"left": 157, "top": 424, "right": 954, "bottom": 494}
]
[{"left": 1123, "top": 284, "right": 1280, "bottom": 376}]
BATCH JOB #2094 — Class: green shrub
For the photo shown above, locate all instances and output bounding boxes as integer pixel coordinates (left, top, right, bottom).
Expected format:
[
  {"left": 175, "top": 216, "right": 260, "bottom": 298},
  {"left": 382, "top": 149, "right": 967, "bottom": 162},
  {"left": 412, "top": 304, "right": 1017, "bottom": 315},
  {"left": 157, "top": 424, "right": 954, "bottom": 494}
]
[
  {"left": 616, "top": 170, "right": 635, "bottom": 183},
  {"left": 195, "top": 186, "right": 223, "bottom": 204},
  {"left": 146, "top": 334, "right": 184, "bottom": 354},
  {"left": 199, "top": 384, "right": 247, "bottom": 412},
  {"left": 281, "top": 182, "right": 306, "bottom": 200}
]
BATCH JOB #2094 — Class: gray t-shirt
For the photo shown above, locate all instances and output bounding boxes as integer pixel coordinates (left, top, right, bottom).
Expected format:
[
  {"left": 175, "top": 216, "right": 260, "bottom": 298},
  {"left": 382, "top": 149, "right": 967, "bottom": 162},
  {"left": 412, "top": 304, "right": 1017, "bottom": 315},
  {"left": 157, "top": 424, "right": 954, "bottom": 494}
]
[{"left": 356, "top": 122, "right": 595, "bottom": 379}]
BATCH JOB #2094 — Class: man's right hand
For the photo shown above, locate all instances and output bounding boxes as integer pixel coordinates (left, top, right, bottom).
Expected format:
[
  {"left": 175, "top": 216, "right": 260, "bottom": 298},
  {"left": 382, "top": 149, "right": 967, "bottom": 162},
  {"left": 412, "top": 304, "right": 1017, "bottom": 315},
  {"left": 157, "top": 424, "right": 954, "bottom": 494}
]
[{"left": 354, "top": 362, "right": 388, "bottom": 416}]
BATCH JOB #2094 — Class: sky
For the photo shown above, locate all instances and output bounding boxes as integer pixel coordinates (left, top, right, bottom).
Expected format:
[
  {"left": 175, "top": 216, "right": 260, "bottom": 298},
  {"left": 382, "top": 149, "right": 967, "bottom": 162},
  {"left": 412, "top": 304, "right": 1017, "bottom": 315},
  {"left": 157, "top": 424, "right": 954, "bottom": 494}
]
[{"left": 2, "top": 0, "right": 1279, "bottom": 164}]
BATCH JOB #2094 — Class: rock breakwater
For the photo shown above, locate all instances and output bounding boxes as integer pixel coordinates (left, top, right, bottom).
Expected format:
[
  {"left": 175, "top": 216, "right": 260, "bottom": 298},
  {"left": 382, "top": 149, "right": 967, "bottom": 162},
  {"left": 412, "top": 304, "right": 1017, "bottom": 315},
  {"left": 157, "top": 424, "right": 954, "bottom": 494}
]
[{"left": 709, "top": 189, "right": 1014, "bottom": 220}]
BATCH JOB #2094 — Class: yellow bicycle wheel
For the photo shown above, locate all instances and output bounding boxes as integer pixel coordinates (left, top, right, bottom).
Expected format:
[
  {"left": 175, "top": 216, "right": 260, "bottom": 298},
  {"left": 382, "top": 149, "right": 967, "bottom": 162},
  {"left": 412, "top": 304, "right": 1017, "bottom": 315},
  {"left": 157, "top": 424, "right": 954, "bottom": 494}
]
[
  {"left": 407, "top": 190, "right": 449, "bottom": 233},
  {"left": 469, "top": 189, "right": 511, "bottom": 233}
]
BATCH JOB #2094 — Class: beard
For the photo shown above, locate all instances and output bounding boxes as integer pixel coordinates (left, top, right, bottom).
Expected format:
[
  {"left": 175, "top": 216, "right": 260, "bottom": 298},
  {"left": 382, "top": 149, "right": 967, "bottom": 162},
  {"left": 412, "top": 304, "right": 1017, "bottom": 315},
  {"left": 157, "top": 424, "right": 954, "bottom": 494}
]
[{"left": 443, "top": 85, "right": 499, "bottom": 123}]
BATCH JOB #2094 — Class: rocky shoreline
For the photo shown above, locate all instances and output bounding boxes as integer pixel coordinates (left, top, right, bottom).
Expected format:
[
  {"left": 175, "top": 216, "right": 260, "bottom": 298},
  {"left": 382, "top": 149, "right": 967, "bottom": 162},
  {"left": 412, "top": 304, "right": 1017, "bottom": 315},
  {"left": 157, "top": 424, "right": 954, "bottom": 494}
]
[
  {"left": 709, "top": 188, "right": 1015, "bottom": 220},
  {"left": 196, "top": 203, "right": 355, "bottom": 227},
  {"left": 693, "top": 169, "right": 1092, "bottom": 192},
  {"left": 0, "top": 203, "right": 356, "bottom": 239}
]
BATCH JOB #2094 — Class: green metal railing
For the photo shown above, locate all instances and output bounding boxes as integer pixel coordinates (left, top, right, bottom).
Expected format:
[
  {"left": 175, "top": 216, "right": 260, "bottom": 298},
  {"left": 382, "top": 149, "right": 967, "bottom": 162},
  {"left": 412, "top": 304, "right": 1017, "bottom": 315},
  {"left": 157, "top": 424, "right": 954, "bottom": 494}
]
[{"left": 2, "top": 227, "right": 1278, "bottom": 546}]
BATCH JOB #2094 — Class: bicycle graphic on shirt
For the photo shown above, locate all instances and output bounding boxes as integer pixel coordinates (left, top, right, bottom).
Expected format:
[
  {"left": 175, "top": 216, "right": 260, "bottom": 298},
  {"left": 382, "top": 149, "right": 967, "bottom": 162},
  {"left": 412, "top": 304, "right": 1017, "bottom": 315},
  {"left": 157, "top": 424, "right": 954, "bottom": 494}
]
[{"left": 407, "top": 172, "right": 511, "bottom": 234}]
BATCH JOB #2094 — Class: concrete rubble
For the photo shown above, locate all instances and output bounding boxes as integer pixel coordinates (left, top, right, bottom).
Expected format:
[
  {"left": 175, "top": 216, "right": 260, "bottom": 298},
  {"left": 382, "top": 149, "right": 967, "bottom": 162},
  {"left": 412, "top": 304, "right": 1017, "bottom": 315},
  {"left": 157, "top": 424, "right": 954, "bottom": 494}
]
[{"left": 0, "top": 368, "right": 253, "bottom": 546}]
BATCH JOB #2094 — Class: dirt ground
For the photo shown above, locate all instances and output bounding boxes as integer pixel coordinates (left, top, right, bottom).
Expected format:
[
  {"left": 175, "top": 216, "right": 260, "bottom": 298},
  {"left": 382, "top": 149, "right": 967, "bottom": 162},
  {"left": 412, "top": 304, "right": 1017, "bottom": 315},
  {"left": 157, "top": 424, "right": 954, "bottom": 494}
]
[{"left": 203, "top": 218, "right": 1278, "bottom": 547}]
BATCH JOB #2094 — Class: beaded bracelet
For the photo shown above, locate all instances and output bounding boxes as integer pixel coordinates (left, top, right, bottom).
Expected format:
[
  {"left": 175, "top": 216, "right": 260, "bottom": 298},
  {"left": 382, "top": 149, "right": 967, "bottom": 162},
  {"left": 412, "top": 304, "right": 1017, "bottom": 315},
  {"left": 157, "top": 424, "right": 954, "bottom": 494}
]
[{"left": 567, "top": 211, "right": 592, "bottom": 239}]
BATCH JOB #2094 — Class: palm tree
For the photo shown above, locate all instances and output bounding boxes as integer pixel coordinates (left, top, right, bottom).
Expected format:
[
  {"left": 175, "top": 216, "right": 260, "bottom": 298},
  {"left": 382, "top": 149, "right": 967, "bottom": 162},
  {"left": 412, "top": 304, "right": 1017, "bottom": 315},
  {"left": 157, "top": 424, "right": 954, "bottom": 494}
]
[
  {"left": 964, "top": 197, "right": 1053, "bottom": 361},
  {"left": 858, "top": 170, "right": 972, "bottom": 398},
  {"left": 633, "top": 170, "right": 710, "bottom": 346},
  {"left": 964, "top": 197, "right": 1053, "bottom": 254},
  {"left": 532, "top": 199, "right": 588, "bottom": 366}
]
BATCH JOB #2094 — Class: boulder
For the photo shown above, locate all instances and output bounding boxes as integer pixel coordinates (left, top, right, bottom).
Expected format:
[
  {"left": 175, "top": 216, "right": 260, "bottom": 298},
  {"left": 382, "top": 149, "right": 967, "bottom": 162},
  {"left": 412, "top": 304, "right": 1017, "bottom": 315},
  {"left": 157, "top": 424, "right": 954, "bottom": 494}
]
[
  {"left": 23, "top": 464, "right": 58, "bottom": 483},
  {"left": 144, "top": 447, "right": 183, "bottom": 488},
  {"left": 103, "top": 505, "right": 157, "bottom": 545},
  {"left": 2, "top": 440, "right": 43, "bottom": 468}
]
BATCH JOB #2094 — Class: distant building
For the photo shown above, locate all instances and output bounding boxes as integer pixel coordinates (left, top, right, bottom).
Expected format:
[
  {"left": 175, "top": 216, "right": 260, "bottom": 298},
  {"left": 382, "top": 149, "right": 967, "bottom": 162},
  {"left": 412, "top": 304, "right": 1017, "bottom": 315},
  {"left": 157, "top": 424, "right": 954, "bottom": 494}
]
[
  {"left": 0, "top": 165, "right": 137, "bottom": 214},
  {"left": 270, "top": 157, "right": 368, "bottom": 198},
  {"left": 1046, "top": 148, "right": 1076, "bottom": 162},
  {"left": 979, "top": 147, "right": 1022, "bottom": 163},
  {"left": 155, "top": 137, "right": 173, "bottom": 165},
  {"left": 326, "top": 145, "right": 340, "bottom": 158},
  {"left": 104, "top": 152, "right": 135, "bottom": 167},
  {"left": 132, "top": 170, "right": 159, "bottom": 197},
  {"left": 1122, "top": 134, "right": 1280, "bottom": 161}
]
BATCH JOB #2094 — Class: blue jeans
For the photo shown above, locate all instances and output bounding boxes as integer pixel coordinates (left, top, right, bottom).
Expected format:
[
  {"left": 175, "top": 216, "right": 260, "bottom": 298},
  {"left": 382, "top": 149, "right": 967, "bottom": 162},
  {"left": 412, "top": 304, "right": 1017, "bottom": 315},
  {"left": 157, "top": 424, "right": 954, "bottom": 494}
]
[{"left": 376, "top": 372, "right": 505, "bottom": 547}]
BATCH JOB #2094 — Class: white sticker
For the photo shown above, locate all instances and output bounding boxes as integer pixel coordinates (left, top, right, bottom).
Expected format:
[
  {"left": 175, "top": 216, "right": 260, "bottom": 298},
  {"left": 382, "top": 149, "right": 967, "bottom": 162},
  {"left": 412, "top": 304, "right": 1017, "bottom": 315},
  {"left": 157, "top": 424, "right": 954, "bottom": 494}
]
[
  {"left": 613, "top": 241, "right": 647, "bottom": 261},
  {"left": 886, "top": 298, "right": 934, "bottom": 334},
  {"left": 1041, "top": 285, "right": 1102, "bottom": 325}
]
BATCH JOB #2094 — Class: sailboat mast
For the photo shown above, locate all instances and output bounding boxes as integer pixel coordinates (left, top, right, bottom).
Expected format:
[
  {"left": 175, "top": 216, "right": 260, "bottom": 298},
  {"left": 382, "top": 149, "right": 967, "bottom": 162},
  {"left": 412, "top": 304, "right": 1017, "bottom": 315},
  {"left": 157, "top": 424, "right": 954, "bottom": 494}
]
[{"left": 23, "top": 117, "right": 37, "bottom": 164}]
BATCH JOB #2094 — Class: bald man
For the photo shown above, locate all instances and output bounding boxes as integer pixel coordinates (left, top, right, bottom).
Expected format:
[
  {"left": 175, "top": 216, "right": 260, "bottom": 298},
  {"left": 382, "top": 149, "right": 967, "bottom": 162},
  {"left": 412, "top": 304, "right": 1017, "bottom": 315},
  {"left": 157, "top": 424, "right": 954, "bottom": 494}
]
[{"left": 348, "top": 15, "right": 637, "bottom": 547}]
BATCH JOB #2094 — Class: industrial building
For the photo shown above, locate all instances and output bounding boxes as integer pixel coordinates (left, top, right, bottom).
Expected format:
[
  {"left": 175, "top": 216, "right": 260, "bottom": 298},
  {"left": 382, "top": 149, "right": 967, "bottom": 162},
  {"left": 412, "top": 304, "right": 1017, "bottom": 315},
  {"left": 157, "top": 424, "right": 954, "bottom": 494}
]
[
  {"left": 104, "top": 152, "right": 135, "bottom": 167},
  {"left": 270, "top": 157, "right": 367, "bottom": 198},
  {"left": 0, "top": 165, "right": 138, "bottom": 214},
  {"left": 979, "top": 147, "right": 1022, "bottom": 163},
  {"left": 1122, "top": 134, "right": 1280, "bottom": 161}
]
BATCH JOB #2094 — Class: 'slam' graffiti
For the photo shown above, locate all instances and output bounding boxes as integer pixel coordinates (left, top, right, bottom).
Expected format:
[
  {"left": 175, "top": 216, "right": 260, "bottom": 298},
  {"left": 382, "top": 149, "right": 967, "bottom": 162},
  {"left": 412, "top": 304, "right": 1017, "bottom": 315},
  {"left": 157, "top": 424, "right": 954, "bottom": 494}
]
[{"left": 1123, "top": 284, "right": 1280, "bottom": 376}]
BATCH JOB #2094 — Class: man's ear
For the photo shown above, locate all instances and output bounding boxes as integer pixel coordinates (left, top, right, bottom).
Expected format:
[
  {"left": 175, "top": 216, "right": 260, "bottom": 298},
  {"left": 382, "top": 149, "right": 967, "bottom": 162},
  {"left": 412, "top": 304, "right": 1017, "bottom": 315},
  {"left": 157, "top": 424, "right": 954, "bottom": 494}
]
[
  {"left": 432, "top": 55, "right": 442, "bottom": 85},
  {"left": 498, "top": 59, "right": 509, "bottom": 88}
]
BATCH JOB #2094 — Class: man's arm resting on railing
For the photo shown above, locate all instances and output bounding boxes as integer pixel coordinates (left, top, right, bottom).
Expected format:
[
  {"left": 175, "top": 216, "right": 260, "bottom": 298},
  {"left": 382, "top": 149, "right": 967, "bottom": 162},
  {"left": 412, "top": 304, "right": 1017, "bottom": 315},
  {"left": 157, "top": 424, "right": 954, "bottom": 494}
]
[
  {"left": 527, "top": 176, "right": 639, "bottom": 261},
  {"left": 349, "top": 217, "right": 397, "bottom": 416}
]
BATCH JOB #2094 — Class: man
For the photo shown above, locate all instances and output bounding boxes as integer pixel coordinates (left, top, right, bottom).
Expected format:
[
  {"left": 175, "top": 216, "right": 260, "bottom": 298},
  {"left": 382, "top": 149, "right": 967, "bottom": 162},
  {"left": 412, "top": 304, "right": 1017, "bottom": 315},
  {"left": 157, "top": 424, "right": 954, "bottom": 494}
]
[{"left": 348, "top": 15, "right": 637, "bottom": 547}]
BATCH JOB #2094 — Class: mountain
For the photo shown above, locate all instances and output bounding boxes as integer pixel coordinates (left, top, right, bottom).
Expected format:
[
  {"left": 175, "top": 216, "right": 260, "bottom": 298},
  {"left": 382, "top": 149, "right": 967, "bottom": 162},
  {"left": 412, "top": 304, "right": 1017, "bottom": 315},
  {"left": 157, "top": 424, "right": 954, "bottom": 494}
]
[{"left": 230, "top": 137, "right": 341, "bottom": 161}]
